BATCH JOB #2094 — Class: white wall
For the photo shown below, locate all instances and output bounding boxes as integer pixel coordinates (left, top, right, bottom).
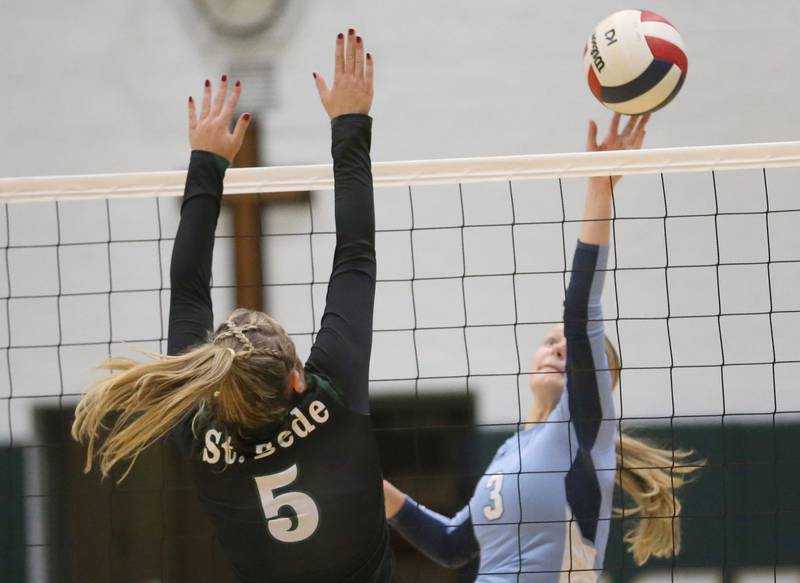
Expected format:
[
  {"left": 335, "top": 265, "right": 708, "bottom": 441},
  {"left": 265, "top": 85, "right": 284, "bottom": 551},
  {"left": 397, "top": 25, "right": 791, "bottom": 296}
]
[
  {"left": 1, "top": 1, "right": 799, "bottom": 444},
  {"left": 3, "top": 0, "right": 799, "bottom": 176}
]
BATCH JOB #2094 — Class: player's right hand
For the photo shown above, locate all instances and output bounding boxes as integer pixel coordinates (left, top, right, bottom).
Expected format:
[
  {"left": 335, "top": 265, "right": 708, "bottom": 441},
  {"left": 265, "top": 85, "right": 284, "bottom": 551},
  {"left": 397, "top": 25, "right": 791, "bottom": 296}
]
[
  {"left": 587, "top": 112, "right": 650, "bottom": 187},
  {"left": 313, "top": 29, "right": 374, "bottom": 119},
  {"left": 188, "top": 76, "right": 251, "bottom": 163}
]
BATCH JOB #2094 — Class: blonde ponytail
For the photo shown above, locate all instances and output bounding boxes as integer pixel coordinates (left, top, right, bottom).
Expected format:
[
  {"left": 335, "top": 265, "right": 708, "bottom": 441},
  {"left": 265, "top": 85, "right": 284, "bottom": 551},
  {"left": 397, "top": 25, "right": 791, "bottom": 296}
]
[
  {"left": 615, "top": 433, "right": 701, "bottom": 564},
  {"left": 72, "top": 344, "right": 237, "bottom": 480},
  {"left": 72, "top": 308, "right": 302, "bottom": 482},
  {"left": 604, "top": 338, "right": 703, "bottom": 565}
]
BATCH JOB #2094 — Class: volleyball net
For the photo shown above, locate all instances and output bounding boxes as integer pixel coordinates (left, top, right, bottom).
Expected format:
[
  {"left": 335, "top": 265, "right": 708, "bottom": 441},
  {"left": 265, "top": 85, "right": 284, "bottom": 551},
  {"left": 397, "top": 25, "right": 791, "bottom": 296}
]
[{"left": 1, "top": 142, "right": 799, "bottom": 582}]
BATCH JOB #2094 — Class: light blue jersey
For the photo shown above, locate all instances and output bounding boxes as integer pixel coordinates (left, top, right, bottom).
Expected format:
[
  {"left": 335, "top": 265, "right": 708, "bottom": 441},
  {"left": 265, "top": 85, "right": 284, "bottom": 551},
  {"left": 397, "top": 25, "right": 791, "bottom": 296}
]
[{"left": 391, "top": 242, "right": 616, "bottom": 583}]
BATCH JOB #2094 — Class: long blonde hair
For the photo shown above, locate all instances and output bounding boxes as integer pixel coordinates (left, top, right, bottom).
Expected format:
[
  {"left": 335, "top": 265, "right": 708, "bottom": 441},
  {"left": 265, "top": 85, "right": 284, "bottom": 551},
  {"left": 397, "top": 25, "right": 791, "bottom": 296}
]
[
  {"left": 71, "top": 308, "right": 302, "bottom": 481},
  {"left": 604, "top": 338, "right": 703, "bottom": 565}
]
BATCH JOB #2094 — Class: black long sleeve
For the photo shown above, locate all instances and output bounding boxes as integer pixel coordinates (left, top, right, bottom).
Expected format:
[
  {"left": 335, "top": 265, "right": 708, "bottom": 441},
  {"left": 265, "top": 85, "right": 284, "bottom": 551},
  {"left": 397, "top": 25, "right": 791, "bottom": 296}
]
[
  {"left": 305, "top": 114, "right": 377, "bottom": 415},
  {"left": 169, "top": 120, "right": 376, "bottom": 416},
  {"left": 167, "top": 151, "right": 226, "bottom": 357}
]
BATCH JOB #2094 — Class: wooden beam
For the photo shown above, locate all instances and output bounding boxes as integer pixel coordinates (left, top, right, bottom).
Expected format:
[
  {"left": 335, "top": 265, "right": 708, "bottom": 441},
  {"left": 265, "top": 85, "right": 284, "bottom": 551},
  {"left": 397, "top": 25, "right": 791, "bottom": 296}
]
[
  {"left": 227, "top": 116, "right": 310, "bottom": 314},
  {"left": 228, "top": 118, "right": 264, "bottom": 311}
]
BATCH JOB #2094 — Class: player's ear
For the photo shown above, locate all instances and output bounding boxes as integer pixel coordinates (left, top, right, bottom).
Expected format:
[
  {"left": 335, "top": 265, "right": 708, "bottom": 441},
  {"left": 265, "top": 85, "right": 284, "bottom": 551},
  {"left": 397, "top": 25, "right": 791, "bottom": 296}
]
[{"left": 287, "top": 369, "right": 306, "bottom": 395}]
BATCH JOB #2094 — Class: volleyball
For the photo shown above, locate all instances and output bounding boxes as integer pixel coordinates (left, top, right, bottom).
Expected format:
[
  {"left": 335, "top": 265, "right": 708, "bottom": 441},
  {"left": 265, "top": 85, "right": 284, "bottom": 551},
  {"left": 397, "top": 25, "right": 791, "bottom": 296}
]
[{"left": 584, "top": 9, "right": 687, "bottom": 114}]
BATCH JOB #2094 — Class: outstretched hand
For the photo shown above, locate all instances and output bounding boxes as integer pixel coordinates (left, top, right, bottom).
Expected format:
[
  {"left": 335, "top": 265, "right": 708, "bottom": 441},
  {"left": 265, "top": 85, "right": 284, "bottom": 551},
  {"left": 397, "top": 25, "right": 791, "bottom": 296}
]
[
  {"left": 188, "top": 76, "right": 251, "bottom": 163},
  {"left": 587, "top": 112, "right": 650, "bottom": 187},
  {"left": 313, "top": 29, "right": 374, "bottom": 119}
]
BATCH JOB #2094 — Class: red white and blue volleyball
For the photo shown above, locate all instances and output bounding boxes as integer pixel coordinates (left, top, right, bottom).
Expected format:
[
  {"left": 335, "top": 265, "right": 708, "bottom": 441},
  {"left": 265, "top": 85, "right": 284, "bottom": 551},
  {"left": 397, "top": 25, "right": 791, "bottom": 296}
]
[{"left": 584, "top": 10, "right": 688, "bottom": 114}]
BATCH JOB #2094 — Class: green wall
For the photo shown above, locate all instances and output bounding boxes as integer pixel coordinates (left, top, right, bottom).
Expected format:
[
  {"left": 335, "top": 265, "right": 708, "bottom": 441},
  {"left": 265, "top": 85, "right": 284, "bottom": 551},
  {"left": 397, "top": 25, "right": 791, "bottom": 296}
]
[{"left": 1, "top": 448, "right": 26, "bottom": 583}]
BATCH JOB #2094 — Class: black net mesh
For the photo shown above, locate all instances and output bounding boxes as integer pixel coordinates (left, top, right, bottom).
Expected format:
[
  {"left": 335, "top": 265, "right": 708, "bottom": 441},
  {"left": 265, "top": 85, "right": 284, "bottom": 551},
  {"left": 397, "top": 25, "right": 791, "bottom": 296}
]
[{"left": 2, "top": 164, "right": 800, "bottom": 582}]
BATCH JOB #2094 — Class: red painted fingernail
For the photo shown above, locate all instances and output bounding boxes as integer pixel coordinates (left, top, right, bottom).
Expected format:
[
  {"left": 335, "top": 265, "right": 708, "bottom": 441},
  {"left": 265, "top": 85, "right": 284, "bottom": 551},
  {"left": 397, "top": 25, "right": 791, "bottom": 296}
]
[
  {"left": 188, "top": 96, "right": 193, "bottom": 103},
  {"left": 337, "top": 33, "right": 344, "bottom": 40},
  {"left": 367, "top": 53, "right": 372, "bottom": 60},
  {"left": 204, "top": 80, "right": 210, "bottom": 87},
  {"left": 235, "top": 80, "right": 240, "bottom": 87},
  {"left": 243, "top": 113, "right": 251, "bottom": 121},
  {"left": 356, "top": 36, "right": 362, "bottom": 44},
  {"left": 348, "top": 28, "right": 354, "bottom": 35},
  {"left": 221, "top": 74, "right": 228, "bottom": 82},
  {"left": 312, "top": 72, "right": 317, "bottom": 79}
]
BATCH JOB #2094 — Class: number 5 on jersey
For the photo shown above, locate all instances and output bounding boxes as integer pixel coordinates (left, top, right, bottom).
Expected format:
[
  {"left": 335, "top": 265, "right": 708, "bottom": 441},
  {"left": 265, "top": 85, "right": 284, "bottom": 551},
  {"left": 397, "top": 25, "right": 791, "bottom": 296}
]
[
  {"left": 483, "top": 473, "right": 504, "bottom": 521},
  {"left": 255, "top": 464, "right": 319, "bottom": 543}
]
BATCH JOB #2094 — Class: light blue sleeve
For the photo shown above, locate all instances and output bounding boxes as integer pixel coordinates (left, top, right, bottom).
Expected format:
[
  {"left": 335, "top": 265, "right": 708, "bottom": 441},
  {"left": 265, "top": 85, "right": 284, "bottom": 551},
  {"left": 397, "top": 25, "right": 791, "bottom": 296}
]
[
  {"left": 548, "top": 242, "right": 614, "bottom": 453},
  {"left": 561, "top": 241, "right": 617, "bottom": 545},
  {"left": 570, "top": 242, "right": 615, "bottom": 452}
]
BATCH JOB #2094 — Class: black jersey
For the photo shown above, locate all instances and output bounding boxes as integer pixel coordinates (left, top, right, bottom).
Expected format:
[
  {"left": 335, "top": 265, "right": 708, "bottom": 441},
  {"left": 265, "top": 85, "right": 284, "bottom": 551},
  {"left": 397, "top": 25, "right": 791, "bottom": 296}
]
[
  {"left": 172, "top": 375, "right": 389, "bottom": 582},
  {"left": 167, "top": 115, "right": 391, "bottom": 582}
]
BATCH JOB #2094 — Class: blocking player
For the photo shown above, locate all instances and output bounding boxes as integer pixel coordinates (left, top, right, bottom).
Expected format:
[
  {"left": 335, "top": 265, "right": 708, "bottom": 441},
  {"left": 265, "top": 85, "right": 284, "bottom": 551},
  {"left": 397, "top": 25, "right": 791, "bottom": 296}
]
[{"left": 73, "top": 29, "right": 391, "bottom": 583}]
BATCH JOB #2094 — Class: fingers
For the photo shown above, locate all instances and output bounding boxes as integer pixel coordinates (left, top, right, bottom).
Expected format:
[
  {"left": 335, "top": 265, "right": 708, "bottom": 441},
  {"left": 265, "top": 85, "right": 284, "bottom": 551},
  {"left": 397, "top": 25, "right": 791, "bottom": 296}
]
[
  {"left": 365, "top": 52, "right": 374, "bottom": 91},
  {"left": 622, "top": 114, "right": 638, "bottom": 137},
  {"left": 212, "top": 75, "right": 228, "bottom": 117},
  {"left": 189, "top": 76, "right": 249, "bottom": 160},
  {"left": 608, "top": 112, "right": 621, "bottom": 138},
  {"left": 188, "top": 96, "right": 197, "bottom": 131},
  {"left": 221, "top": 80, "right": 242, "bottom": 125},
  {"left": 200, "top": 79, "right": 212, "bottom": 120},
  {"left": 632, "top": 129, "right": 646, "bottom": 150},
  {"left": 318, "top": 30, "right": 373, "bottom": 119},
  {"left": 232, "top": 112, "right": 252, "bottom": 148},
  {"left": 345, "top": 28, "right": 356, "bottom": 75},
  {"left": 354, "top": 35, "right": 365, "bottom": 79},
  {"left": 335, "top": 32, "right": 345, "bottom": 76},
  {"left": 633, "top": 114, "right": 650, "bottom": 149},
  {"left": 313, "top": 72, "right": 330, "bottom": 102},
  {"left": 586, "top": 120, "right": 599, "bottom": 152},
  {"left": 636, "top": 113, "right": 651, "bottom": 134}
]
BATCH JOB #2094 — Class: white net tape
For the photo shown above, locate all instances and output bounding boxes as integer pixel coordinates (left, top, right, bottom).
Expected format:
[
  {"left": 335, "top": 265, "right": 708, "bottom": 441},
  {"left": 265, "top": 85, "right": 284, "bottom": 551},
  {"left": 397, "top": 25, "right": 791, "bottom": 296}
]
[{"left": 2, "top": 141, "right": 799, "bottom": 201}]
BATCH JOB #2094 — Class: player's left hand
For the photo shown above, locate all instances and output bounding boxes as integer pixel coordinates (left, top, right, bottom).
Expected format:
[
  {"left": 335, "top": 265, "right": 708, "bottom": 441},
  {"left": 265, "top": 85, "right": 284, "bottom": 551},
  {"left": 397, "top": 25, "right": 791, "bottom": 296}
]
[
  {"left": 188, "top": 76, "right": 251, "bottom": 163},
  {"left": 587, "top": 112, "right": 650, "bottom": 186}
]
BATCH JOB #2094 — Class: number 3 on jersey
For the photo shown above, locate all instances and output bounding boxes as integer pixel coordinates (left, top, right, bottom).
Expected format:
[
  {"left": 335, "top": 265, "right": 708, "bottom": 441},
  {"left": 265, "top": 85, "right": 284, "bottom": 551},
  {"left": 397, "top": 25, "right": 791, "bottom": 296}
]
[
  {"left": 483, "top": 473, "right": 504, "bottom": 521},
  {"left": 255, "top": 464, "right": 319, "bottom": 543}
]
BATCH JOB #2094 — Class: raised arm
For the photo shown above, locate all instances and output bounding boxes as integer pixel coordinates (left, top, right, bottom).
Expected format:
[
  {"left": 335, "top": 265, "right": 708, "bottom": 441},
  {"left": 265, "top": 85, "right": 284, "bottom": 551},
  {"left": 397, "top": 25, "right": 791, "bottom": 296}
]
[
  {"left": 564, "top": 113, "right": 649, "bottom": 449},
  {"left": 563, "top": 241, "right": 613, "bottom": 451},
  {"left": 580, "top": 113, "right": 649, "bottom": 245},
  {"left": 384, "top": 480, "right": 479, "bottom": 568},
  {"left": 305, "top": 30, "right": 377, "bottom": 415},
  {"left": 167, "top": 78, "right": 250, "bottom": 356},
  {"left": 561, "top": 114, "right": 649, "bottom": 543}
]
